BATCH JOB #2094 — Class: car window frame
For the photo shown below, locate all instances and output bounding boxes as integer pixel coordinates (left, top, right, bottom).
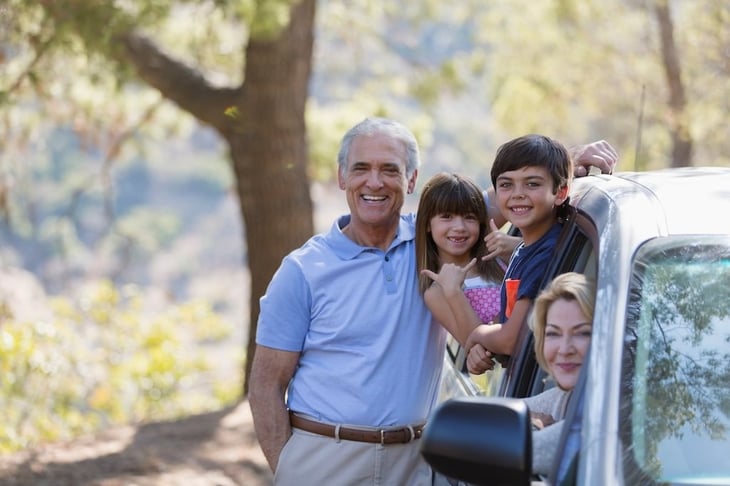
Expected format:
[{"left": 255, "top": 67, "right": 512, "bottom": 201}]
[
  {"left": 501, "top": 207, "right": 598, "bottom": 399},
  {"left": 541, "top": 209, "right": 600, "bottom": 484}
]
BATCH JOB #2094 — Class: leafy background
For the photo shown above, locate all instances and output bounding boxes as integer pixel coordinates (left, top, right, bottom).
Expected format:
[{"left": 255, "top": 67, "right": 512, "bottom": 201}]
[{"left": 1, "top": 0, "right": 729, "bottom": 453}]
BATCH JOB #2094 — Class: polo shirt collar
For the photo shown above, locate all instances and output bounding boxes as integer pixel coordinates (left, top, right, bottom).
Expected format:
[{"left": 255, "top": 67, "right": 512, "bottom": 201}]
[{"left": 327, "top": 214, "right": 415, "bottom": 260}]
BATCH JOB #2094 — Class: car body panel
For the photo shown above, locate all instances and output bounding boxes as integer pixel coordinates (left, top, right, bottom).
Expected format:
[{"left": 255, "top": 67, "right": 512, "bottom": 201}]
[{"left": 573, "top": 169, "right": 730, "bottom": 485}]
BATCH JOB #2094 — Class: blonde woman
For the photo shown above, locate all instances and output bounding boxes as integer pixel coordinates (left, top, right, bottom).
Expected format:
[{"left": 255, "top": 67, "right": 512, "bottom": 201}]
[{"left": 524, "top": 272, "right": 595, "bottom": 476}]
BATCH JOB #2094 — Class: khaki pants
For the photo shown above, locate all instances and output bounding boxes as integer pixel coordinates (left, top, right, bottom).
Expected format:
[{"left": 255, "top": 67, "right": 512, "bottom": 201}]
[{"left": 275, "top": 427, "right": 439, "bottom": 486}]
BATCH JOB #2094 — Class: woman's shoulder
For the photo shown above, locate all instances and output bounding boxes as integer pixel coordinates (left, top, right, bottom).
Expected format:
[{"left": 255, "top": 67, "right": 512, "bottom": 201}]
[{"left": 524, "top": 386, "right": 567, "bottom": 412}]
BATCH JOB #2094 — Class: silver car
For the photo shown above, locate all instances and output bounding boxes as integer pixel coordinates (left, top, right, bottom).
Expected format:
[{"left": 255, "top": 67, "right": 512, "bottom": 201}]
[{"left": 426, "top": 167, "right": 730, "bottom": 486}]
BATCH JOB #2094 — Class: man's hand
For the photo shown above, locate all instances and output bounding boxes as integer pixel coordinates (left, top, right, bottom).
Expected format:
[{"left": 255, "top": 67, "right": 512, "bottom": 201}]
[
  {"left": 483, "top": 218, "right": 520, "bottom": 263},
  {"left": 571, "top": 140, "right": 619, "bottom": 177}
]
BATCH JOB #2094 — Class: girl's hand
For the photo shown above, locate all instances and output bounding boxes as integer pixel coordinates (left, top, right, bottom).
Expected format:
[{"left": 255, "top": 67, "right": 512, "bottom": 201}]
[{"left": 420, "top": 258, "right": 477, "bottom": 298}]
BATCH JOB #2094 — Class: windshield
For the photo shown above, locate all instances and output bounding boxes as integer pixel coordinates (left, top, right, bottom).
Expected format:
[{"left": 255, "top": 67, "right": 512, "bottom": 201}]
[{"left": 620, "top": 236, "right": 730, "bottom": 485}]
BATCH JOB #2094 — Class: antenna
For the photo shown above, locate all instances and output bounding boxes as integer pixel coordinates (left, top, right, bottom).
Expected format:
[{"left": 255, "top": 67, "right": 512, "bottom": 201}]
[{"left": 634, "top": 84, "right": 646, "bottom": 171}]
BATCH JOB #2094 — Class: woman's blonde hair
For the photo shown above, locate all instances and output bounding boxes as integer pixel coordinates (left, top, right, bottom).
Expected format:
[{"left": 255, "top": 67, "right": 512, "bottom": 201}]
[{"left": 529, "top": 272, "right": 596, "bottom": 371}]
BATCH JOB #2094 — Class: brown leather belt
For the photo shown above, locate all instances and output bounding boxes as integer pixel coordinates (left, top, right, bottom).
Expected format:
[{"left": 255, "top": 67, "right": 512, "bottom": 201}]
[{"left": 289, "top": 412, "right": 424, "bottom": 445}]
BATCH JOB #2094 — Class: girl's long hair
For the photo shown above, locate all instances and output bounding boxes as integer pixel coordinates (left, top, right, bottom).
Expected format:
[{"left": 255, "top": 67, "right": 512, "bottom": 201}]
[{"left": 416, "top": 172, "right": 505, "bottom": 294}]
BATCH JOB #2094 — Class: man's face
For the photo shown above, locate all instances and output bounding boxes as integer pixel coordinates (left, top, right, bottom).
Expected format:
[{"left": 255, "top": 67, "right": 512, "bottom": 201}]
[{"left": 338, "top": 132, "right": 417, "bottom": 231}]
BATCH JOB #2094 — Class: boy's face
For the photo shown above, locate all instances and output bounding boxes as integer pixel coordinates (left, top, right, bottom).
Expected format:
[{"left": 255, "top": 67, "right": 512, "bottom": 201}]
[{"left": 494, "top": 166, "right": 568, "bottom": 244}]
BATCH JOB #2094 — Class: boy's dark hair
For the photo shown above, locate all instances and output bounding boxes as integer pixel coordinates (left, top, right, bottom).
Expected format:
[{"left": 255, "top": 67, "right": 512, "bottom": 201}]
[{"left": 490, "top": 134, "right": 573, "bottom": 192}]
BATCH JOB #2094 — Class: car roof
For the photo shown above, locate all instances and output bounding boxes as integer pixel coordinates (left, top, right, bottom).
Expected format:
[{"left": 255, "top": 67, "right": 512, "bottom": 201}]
[{"left": 570, "top": 166, "right": 730, "bottom": 237}]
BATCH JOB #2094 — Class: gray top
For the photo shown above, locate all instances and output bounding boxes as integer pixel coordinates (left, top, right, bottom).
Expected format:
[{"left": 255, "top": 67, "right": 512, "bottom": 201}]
[{"left": 524, "top": 386, "right": 573, "bottom": 477}]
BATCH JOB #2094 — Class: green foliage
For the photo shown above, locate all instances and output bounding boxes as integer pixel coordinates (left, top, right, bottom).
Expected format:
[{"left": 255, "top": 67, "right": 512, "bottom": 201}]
[
  {"left": 246, "top": 0, "right": 297, "bottom": 40},
  {"left": 116, "top": 208, "right": 181, "bottom": 253},
  {"left": 5, "top": 0, "right": 730, "bottom": 191},
  {"left": 0, "top": 280, "right": 242, "bottom": 453}
]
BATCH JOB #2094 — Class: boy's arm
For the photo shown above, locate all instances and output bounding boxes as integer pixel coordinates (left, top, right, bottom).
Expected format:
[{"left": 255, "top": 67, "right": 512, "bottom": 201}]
[{"left": 465, "top": 297, "right": 532, "bottom": 358}]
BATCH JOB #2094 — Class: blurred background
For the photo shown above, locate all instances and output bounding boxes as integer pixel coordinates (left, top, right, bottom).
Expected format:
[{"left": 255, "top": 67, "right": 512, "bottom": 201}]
[{"left": 1, "top": 0, "right": 728, "bottom": 453}]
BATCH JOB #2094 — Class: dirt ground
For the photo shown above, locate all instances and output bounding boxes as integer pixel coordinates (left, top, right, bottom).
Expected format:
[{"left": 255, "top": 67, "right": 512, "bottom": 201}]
[{"left": 0, "top": 400, "right": 273, "bottom": 486}]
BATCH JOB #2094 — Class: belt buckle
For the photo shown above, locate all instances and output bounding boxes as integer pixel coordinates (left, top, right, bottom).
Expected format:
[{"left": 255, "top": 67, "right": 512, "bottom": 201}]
[{"left": 380, "top": 426, "right": 415, "bottom": 445}]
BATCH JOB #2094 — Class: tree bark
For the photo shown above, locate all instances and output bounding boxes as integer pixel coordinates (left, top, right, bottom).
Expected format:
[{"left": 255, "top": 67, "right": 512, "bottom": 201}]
[
  {"left": 230, "top": 0, "right": 316, "bottom": 396},
  {"left": 654, "top": 0, "right": 693, "bottom": 167},
  {"left": 118, "top": 0, "right": 316, "bottom": 396}
]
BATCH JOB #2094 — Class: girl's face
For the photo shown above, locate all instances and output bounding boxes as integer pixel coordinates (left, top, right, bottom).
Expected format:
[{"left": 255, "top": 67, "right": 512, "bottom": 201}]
[
  {"left": 428, "top": 212, "right": 480, "bottom": 265},
  {"left": 544, "top": 298, "right": 592, "bottom": 390}
]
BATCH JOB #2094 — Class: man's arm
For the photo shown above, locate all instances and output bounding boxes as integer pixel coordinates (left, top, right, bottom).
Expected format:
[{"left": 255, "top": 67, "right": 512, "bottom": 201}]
[
  {"left": 569, "top": 140, "right": 619, "bottom": 176},
  {"left": 465, "top": 298, "right": 532, "bottom": 373},
  {"left": 248, "top": 344, "right": 300, "bottom": 472}
]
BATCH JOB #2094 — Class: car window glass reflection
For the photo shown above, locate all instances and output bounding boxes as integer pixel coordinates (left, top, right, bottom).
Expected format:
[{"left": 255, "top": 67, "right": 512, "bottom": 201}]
[{"left": 622, "top": 237, "right": 730, "bottom": 484}]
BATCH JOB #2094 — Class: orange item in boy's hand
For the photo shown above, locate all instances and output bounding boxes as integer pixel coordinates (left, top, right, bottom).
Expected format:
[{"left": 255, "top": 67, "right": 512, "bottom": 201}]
[{"left": 505, "top": 279, "right": 520, "bottom": 318}]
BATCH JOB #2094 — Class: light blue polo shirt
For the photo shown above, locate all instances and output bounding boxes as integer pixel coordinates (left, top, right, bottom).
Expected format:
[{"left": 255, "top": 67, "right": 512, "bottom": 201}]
[{"left": 256, "top": 213, "right": 446, "bottom": 427}]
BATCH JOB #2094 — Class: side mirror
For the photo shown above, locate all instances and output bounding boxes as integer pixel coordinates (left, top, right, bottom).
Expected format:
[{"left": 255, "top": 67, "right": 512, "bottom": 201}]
[{"left": 420, "top": 397, "right": 532, "bottom": 486}]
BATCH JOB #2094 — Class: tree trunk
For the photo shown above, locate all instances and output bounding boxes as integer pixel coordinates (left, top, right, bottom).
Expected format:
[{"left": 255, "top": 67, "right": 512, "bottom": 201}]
[
  {"left": 118, "top": 0, "right": 316, "bottom": 396},
  {"left": 228, "top": 0, "right": 316, "bottom": 396},
  {"left": 654, "top": 0, "right": 693, "bottom": 167}
]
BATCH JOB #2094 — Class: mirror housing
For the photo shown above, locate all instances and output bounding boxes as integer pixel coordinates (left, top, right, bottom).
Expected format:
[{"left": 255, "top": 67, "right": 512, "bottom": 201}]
[{"left": 420, "top": 397, "right": 532, "bottom": 486}]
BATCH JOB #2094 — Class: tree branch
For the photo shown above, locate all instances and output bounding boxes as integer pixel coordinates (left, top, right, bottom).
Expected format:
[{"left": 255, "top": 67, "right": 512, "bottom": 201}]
[
  {"left": 117, "top": 32, "right": 241, "bottom": 131},
  {"left": 5, "top": 19, "right": 56, "bottom": 98}
]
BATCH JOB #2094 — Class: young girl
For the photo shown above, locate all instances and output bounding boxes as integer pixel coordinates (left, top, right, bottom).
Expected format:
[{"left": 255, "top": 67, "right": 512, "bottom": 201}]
[{"left": 416, "top": 172, "right": 508, "bottom": 346}]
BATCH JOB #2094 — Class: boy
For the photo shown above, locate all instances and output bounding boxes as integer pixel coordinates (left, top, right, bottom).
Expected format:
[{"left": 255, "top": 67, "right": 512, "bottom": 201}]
[{"left": 428, "top": 134, "right": 572, "bottom": 374}]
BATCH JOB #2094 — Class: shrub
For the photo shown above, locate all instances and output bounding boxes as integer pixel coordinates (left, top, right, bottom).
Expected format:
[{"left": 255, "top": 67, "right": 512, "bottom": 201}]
[{"left": 0, "top": 280, "right": 242, "bottom": 453}]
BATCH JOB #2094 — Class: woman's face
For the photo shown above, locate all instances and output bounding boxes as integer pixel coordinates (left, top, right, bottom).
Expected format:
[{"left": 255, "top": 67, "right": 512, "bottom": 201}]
[{"left": 544, "top": 298, "right": 592, "bottom": 390}]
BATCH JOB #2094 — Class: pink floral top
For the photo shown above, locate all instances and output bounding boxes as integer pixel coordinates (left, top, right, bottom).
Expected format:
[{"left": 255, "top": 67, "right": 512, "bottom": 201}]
[{"left": 463, "top": 275, "right": 501, "bottom": 324}]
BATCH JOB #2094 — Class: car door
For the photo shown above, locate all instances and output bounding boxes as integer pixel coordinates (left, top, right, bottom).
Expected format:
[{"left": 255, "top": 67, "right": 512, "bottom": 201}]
[{"left": 500, "top": 207, "right": 599, "bottom": 400}]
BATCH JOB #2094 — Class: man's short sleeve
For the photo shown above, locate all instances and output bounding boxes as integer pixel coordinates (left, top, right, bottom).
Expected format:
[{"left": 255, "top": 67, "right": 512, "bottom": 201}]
[{"left": 256, "top": 256, "right": 312, "bottom": 352}]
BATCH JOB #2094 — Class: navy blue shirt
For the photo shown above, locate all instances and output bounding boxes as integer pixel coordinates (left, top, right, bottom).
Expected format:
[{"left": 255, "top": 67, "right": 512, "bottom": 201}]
[{"left": 498, "top": 222, "right": 563, "bottom": 322}]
